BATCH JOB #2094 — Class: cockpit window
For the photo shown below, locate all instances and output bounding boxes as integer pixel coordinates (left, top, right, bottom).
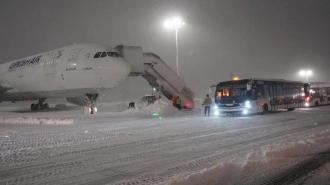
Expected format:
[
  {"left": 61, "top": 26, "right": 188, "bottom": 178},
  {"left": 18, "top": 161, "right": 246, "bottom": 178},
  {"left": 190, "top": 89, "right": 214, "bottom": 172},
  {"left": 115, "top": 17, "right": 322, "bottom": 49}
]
[
  {"left": 100, "top": 52, "right": 107, "bottom": 58},
  {"left": 94, "top": 52, "right": 102, "bottom": 58},
  {"left": 107, "top": 52, "right": 119, "bottom": 57},
  {"left": 94, "top": 51, "right": 120, "bottom": 58}
]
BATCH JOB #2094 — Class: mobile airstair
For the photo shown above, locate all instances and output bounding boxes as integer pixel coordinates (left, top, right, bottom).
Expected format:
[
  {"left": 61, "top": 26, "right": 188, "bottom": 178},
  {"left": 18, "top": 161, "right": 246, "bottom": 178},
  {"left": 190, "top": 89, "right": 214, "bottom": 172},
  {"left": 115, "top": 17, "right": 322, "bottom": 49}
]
[{"left": 116, "top": 45, "right": 195, "bottom": 109}]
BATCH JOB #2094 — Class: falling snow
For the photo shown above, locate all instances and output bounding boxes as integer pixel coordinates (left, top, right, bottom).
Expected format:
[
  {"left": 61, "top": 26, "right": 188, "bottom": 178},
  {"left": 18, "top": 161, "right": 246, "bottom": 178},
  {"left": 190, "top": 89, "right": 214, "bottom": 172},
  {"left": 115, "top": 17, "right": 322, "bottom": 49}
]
[{"left": 1, "top": 99, "right": 330, "bottom": 184}]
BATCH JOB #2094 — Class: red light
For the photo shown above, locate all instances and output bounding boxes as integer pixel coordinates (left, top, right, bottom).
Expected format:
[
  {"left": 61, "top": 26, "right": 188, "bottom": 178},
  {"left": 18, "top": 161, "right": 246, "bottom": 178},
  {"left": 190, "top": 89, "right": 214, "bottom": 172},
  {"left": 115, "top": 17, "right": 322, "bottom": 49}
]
[
  {"left": 186, "top": 102, "right": 194, "bottom": 108},
  {"left": 305, "top": 96, "right": 310, "bottom": 102}
]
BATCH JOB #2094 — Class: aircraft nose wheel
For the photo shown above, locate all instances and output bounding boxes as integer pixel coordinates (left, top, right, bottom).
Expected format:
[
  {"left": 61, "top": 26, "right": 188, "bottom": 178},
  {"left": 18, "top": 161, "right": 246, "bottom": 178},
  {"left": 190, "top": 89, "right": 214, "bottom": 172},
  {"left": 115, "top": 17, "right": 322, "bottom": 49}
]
[
  {"left": 91, "top": 106, "right": 97, "bottom": 114},
  {"left": 83, "top": 106, "right": 91, "bottom": 115},
  {"left": 83, "top": 106, "right": 97, "bottom": 115},
  {"left": 83, "top": 94, "right": 99, "bottom": 115}
]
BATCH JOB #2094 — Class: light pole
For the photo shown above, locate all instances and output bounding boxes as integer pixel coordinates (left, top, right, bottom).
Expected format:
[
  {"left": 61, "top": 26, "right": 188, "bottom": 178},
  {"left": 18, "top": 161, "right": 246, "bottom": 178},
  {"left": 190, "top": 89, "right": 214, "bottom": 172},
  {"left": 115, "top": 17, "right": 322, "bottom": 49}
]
[
  {"left": 164, "top": 17, "right": 185, "bottom": 75},
  {"left": 299, "top": 70, "right": 312, "bottom": 82}
]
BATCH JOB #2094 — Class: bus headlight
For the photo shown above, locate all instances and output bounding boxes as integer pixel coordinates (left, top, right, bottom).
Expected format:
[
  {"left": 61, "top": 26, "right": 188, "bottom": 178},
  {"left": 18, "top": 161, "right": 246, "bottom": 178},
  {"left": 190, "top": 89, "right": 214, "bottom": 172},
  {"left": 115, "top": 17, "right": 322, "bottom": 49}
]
[
  {"left": 243, "top": 110, "right": 248, "bottom": 114},
  {"left": 305, "top": 103, "right": 309, "bottom": 107},
  {"left": 245, "top": 101, "right": 251, "bottom": 108},
  {"left": 214, "top": 105, "right": 218, "bottom": 109},
  {"left": 214, "top": 110, "right": 219, "bottom": 115}
]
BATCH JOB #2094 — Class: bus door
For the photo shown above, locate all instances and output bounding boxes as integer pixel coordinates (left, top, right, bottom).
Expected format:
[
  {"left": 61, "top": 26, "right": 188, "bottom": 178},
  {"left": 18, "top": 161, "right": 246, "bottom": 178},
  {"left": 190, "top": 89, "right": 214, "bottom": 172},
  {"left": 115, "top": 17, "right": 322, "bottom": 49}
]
[
  {"left": 269, "top": 85, "right": 277, "bottom": 111},
  {"left": 320, "top": 88, "right": 324, "bottom": 102},
  {"left": 283, "top": 85, "right": 288, "bottom": 109}
]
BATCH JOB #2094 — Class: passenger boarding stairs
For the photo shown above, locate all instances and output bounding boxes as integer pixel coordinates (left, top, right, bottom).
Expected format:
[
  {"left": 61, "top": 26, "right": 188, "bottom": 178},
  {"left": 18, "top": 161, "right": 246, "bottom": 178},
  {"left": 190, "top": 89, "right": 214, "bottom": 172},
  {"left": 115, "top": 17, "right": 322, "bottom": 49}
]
[{"left": 115, "top": 45, "right": 195, "bottom": 109}]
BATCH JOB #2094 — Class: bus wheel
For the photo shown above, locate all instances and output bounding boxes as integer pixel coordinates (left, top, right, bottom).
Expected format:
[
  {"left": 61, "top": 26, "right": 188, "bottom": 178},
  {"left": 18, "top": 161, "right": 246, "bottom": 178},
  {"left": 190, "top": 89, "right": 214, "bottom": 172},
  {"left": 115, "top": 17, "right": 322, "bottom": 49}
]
[
  {"left": 315, "top": 101, "right": 319, "bottom": 106},
  {"left": 259, "top": 104, "right": 268, "bottom": 115},
  {"left": 263, "top": 104, "right": 268, "bottom": 112},
  {"left": 288, "top": 108, "right": 295, "bottom": 111}
]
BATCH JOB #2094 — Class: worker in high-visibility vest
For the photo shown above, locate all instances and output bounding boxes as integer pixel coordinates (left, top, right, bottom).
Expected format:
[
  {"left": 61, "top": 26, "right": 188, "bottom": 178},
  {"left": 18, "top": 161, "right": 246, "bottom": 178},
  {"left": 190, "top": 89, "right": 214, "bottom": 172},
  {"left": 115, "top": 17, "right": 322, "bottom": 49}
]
[
  {"left": 171, "top": 95, "right": 177, "bottom": 107},
  {"left": 202, "top": 94, "right": 212, "bottom": 116},
  {"left": 176, "top": 96, "right": 182, "bottom": 110}
]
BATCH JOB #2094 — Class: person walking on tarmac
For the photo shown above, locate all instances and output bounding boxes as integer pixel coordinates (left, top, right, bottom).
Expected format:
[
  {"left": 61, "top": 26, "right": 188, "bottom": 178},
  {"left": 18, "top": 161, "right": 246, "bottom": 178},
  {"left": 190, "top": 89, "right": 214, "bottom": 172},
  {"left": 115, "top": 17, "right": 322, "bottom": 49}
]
[
  {"left": 171, "top": 95, "right": 177, "bottom": 107},
  {"left": 176, "top": 96, "right": 182, "bottom": 110},
  {"left": 202, "top": 94, "right": 212, "bottom": 116}
]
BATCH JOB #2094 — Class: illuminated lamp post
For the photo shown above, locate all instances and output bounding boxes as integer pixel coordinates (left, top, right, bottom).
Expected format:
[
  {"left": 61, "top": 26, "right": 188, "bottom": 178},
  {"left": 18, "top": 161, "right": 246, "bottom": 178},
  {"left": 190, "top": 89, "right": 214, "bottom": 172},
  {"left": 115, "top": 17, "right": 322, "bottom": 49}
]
[
  {"left": 164, "top": 17, "right": 185, "bottom": 76},
  {"left": 299, "top": 70, "right": 312, "bottom": 83}
]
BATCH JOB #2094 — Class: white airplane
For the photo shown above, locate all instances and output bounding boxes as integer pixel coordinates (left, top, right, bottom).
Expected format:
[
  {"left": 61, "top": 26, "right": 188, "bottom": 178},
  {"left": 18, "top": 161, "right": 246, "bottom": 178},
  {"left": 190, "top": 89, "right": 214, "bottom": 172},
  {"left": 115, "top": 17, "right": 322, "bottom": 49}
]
[{"left": 0, "top": 44, "right": 131, "bottom": 114}]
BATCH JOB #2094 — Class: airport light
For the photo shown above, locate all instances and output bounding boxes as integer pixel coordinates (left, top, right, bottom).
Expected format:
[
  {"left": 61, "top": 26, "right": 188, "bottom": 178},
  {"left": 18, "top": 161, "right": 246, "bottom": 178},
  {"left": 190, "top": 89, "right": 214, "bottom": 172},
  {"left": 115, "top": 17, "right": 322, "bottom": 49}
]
[
  {"left": 164, "top": 17, "right": 185, "bottom": 75},
  {"left": 299, "top": 70, "right": 312, "bottom": 82},
  {"left": 232, "top": 76, "right": 239, "bottom": 81}
]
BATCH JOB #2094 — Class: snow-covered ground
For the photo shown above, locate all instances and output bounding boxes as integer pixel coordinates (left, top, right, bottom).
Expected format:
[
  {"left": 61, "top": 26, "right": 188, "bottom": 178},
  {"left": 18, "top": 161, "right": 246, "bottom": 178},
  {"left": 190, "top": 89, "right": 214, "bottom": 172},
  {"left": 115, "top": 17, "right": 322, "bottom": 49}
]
[{"left": 1, "top": 99, "right": 330, "bottom": 185}]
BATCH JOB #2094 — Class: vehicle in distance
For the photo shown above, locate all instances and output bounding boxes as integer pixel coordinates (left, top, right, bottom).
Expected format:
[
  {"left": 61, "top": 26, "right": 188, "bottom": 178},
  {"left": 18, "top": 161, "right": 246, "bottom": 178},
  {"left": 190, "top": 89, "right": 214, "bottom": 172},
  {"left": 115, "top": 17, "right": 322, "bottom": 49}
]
[{"left": 304, "top": 82, "right": 330, "bottom": 107}]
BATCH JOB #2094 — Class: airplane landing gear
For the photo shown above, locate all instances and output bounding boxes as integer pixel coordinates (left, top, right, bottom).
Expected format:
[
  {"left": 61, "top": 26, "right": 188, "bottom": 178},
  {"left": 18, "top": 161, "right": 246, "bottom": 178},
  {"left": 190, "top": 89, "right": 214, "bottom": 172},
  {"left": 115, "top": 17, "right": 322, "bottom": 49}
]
[
  {"left": 91, "top": 105, "right": 97, "bottom": 114},
  {"left": 31, "top": 99, "right": 50, "bottom": 111},
  {"left": 83, "top": 106, "right": 91, "bottom": 115},
  {"left": 83, "top": 94, "right": 98, "bottom": 115}
]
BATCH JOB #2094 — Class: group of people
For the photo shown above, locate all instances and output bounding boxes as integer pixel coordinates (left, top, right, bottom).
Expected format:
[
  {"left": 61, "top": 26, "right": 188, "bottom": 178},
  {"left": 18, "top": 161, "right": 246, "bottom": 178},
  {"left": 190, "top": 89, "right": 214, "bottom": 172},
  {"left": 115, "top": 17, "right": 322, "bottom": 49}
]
[
  {"left": 171, "top": 95, "right": 182, "bottom": 110},
  {"left": 171, "top": 94, "right": 212, "bottom": 116}
]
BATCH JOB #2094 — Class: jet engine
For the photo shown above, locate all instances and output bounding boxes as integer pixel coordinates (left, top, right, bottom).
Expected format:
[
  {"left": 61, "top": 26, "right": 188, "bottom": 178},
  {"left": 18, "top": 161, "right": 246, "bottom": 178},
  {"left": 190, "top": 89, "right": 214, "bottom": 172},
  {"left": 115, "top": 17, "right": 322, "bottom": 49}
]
[{"left": 66, "top": 97, "right": 86, "bottom": 106}]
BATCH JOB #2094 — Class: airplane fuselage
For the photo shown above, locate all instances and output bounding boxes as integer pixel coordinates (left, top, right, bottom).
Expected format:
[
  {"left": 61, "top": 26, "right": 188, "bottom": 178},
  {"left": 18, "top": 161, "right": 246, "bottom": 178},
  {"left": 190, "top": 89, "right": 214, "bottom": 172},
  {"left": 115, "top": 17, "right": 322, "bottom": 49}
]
[{"left": 0, "top": 44, "right": 131, "bottom": 102}]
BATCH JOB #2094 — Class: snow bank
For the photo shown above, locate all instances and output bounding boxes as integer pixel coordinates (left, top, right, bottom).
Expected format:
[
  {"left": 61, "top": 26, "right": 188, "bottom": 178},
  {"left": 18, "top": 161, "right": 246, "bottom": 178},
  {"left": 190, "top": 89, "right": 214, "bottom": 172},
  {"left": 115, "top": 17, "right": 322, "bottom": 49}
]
[
  {"left": 163, "top": 129, "right": 330, "bottom": 185},
  {"left": 97, "top": 102, "right": 129, "bottom": 112},
  {"left": 0, "top": 117, "right": 74, "bottom": 125},
  {"left": 123, "top": 98, "right": 178, "bottom": 117}
]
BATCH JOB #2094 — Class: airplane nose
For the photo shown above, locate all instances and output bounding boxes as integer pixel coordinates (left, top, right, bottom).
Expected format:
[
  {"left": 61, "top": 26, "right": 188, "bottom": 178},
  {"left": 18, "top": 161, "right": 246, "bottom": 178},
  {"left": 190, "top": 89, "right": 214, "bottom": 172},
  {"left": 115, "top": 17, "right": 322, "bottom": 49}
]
[
  {"left": 116, "top": 59, "right": 131, "bottom": 82},
  {"left": 96, "top": 58, "right": 131, "bottom": 89}
]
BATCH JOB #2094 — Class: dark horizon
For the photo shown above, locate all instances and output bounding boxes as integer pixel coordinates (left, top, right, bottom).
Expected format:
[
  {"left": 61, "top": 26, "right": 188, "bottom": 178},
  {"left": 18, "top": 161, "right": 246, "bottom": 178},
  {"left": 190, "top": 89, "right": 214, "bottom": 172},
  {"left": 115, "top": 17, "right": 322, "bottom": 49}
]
[{"left": 1, "top": 0, "right": 330, "bottom": 98}]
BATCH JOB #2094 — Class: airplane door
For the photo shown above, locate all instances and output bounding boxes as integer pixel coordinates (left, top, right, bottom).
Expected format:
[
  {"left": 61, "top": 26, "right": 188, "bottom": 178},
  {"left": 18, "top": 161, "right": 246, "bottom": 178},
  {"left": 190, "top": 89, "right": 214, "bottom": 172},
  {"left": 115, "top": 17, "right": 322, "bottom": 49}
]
[
  {"left": 43, "top": 53, "right": 56, "bottom": 75},
  {"left": 66, "top": 49, "right": 81, "bottom": 71}
]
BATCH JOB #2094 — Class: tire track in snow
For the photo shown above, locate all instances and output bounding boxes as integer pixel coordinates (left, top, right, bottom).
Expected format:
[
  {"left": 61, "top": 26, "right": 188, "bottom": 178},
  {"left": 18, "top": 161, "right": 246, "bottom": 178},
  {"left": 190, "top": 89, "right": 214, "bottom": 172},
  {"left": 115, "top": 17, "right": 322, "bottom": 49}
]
[
  {"left": 261, "top": 147, "right": 330, "bottom": 185},
  {"left": 0, "top": 160, "right": 85, "bottom": 185},
  {"left": 1, "top": 110, "right": 330, "bottom": 185},
  {"left": 85, "top": 119, "right": 330, "bottom": 185}
]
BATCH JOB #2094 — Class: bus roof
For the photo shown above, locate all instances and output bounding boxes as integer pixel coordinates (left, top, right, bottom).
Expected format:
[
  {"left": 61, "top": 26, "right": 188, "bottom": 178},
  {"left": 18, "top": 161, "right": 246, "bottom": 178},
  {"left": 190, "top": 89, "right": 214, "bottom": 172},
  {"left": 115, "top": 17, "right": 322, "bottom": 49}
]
[
  {"left": 216, "top": 78, "right": 303, "bottom": 86},
  {"left": 308, "top": 82, "right": 330, "bottom": 88}
]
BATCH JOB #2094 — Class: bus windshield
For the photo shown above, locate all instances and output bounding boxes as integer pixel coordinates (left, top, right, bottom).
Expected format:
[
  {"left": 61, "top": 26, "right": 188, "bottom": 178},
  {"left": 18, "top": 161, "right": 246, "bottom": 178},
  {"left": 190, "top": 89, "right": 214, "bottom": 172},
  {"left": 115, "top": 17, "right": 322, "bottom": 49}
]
[{"left": 216, "top": 85, "right": 249, "bottom": 100}]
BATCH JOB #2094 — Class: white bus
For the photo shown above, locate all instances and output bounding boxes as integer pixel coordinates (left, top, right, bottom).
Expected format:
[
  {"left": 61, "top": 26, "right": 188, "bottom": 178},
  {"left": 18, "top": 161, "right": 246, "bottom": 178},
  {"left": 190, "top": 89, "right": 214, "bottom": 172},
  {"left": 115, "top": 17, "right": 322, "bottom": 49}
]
[
  {"left": 213, "top": 78, "right": 304, "bottom": 115},
  {"left": 304, "top": 82, "right": 330, "bottom": 107}
]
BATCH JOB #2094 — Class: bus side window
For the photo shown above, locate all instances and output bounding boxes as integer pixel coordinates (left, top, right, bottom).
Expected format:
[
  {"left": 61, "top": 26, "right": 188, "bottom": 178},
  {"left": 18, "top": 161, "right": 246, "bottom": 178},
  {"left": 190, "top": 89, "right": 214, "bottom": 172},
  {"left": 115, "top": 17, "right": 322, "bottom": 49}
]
[
  {"left": 288, "top": 86, "right": 296, "bottom": 99},
  {"left": 263, "top": 85, "right": 269, "bottom": 98},
  {"left": 276, "top": 85, "right": 283, "bottom": 97},
  {"left": 304, "top": 84, "right": 310, "bottom": 96},
  {"left": 257, "top": 85, "right": 264, "bottom": 98},
  {"left": 251, "top": 89, "right": 257, "bottom": 100}
]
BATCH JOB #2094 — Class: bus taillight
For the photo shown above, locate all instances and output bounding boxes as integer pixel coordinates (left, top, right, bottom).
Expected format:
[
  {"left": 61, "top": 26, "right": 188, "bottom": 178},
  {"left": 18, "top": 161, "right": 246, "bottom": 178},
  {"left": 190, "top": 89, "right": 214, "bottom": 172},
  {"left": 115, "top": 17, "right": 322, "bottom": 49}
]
[{"left": 305, "top": 96, "right": 310, "bottom": 102}]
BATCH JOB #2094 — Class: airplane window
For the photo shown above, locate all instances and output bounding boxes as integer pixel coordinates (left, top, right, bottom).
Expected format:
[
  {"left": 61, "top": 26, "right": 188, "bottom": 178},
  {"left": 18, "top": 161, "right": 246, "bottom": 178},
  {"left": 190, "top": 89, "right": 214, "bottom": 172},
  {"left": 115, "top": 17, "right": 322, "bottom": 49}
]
[
  {"left": 94, "top": 52, "right": 101, "bottom": 58},
  {"left": 107, "top": 52, "right": 119, "bottom": 57},
  {"left": 101, "top": 52, "right": 107, "bottom": 58}
]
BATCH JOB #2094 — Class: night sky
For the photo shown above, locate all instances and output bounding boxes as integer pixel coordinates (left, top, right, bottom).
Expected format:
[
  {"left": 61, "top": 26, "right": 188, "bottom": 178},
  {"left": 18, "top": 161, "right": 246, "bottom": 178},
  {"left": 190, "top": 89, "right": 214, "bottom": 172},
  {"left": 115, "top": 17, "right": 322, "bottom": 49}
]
[{"left": 1, "top": 0, "right": 330, "bottom": 99}]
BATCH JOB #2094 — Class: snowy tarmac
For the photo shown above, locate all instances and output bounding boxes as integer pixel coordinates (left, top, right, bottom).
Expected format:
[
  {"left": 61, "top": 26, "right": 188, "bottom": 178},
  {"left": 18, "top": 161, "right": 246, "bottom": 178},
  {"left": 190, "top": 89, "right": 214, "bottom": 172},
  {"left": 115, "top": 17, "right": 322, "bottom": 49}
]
[{"left": 1, "top": 99, "right": 330, "bottom": 185}]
